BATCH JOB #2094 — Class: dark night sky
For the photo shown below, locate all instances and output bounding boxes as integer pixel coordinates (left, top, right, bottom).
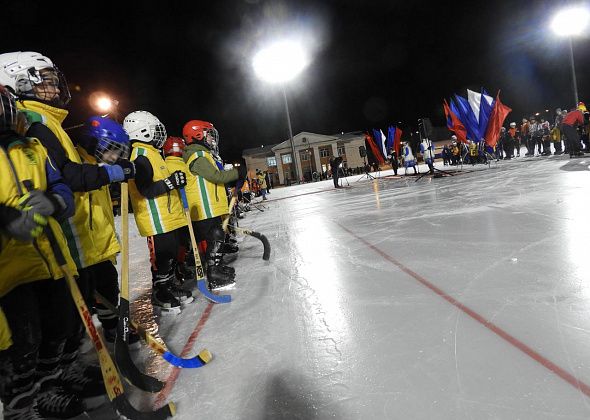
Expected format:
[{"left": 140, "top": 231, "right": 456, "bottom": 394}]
[{"left": 3, "top": 0, "right": 588, "bottom": 160}]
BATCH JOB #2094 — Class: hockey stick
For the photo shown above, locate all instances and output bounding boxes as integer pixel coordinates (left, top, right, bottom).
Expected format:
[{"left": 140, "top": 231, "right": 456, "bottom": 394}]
[
  {"left": 95, "top": 291, "right": 212, "bottom": 369},
  {"left": 115, "top": 182, "right": 165, "bottom": 392},
  {"left": 227, "top": 225, "right": 271, "bottom": 261},
  {"left": 223, "top": 197, "right": 270, "bottom": 260},
  {"left": 180, "top": 188, "right": 231, "bottom": 304},
  {"left": 45, "top": 226, "right": 176, "bottom": 419}
]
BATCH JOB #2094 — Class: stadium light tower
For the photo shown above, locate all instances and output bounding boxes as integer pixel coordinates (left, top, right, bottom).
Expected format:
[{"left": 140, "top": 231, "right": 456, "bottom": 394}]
[
  {"left": 253, "top": 40, "right": 309, "bottom": 184},
  {"left": 551, "top": 6, "right": 590, "bottom": 106}
]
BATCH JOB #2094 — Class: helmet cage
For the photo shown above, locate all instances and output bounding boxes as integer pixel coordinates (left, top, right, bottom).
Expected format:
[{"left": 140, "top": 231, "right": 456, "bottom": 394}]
[
  {"left": 15, "top": 66, "right": 71, "bottom": 108},
  {"left": 0, "top": 85, "right": 17, "bottom": 133},
  {"left": 95, "top": 137, "right": 129, "bottom": 164}
]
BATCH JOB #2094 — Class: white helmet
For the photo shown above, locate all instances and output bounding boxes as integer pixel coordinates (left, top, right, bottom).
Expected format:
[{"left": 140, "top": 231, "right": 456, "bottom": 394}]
[
  {"left": 123, "top": 111, "right": 167, "bottom": 148},
  {"left": 451, "top": 135, "right": 457, "bottom": 140},
  {"left": 0, "top": 51, "right": 71, "bottom": 107},
  {"left": 509, "top": 122, "right": 516, "bottom": 127}
]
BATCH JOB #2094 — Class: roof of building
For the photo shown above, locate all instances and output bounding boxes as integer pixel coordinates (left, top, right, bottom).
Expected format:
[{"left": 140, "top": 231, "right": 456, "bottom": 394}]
[{"left": 272, "top": 131, "right": 365, "bottom": 152}]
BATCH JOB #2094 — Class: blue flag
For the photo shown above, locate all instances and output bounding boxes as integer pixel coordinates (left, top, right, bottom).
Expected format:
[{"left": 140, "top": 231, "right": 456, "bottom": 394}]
[
  {"left": 453, "top": 95, "right": 480, "bottom": 141},
  {"left": 372, "top": 129, "right": 386, "bottom": 159},
  {"left": 478, "top": 88, "right": 494, "bottom": 141},
  {"left": 386, "top": 126, "right": 395, "bottom": 153}
]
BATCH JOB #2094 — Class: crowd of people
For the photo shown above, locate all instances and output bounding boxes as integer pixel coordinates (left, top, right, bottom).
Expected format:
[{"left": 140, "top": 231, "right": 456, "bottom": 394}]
[{"left": 0, "top": 51, "right": 250, "bottom": 419}]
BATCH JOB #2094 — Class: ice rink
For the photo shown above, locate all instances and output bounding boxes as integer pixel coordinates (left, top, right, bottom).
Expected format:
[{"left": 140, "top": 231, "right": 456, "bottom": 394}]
[{"left": 98, "top": 156, "right": 590, "bottom": 419}]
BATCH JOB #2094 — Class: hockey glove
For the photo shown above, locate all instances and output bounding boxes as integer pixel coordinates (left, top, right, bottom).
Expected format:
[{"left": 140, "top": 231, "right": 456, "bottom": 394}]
[
  {"left": 0, "top": 205, "right": 47, "bottom": 242},
  {"left": 17, "top": 189, "right": 61, "bottom": 217},
  {"left": 115, "top": 159, "right": 136, "bottom": 181},
  {"left": 164, "top": 170, "right": 187, "bottom": 191},
  {"left": 102, "top": 164, "right": 125, "bottom": 183}
]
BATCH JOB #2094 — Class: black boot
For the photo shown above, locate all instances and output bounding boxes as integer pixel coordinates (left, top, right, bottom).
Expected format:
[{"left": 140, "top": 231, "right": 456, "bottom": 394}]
[
  {"left": 207, "top": 265, "right": 236, "bottom": 290},
  {"left": 152, "top": 274, "right": 182, "bottom": 315}
]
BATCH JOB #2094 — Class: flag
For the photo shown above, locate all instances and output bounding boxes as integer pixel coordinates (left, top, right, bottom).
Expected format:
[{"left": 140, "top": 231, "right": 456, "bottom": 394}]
[
  {"left": 380, "top": 129, "right": 387, "bottom": 158},
  {"left": 484, "top": 92, "right": 512, "bottom": 148},
  {"left": 393, "top": 127, "right": 402, "bottom": 154},
  {"left": 453, "top": 94, "right": 480, "bottom": 141},
  {"left": 443, "top": 99, "right": 468, "bottom": 144},
  {"left": 467, "top": 89, "right": 482, "bottom": 123},
  {"left": 386, "top": 125, "right": 395, "bottom": 153},
  {"left": 371, "top": 129, "right": 386, "bottom": 161},
  {"left": 478, "top": 88, "right": 494, "bottom": 141},
  {"left": 365, "top": 132, "right": 385, "bottom": 165}
]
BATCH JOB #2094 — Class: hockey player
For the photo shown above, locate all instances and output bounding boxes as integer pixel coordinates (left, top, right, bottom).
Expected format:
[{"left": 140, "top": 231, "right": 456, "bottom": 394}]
[
  {"left": 562, "top": 103, "right": 586, "bottom": 158},
  {"left": 0, "top": 84, "right": 83, "bottom": 419},
  {"left": 182, "top": 120, "right": 246, "bottom": 290},
  {"left": 124, "top": 111, "right": 193, "bottom": 315},
  {"left": 0, "top": 51, "right": 135, "bottom": 413},
  {"left": 161, "top": 136, "right": 199, "bottom": 284},
  {"left": 75, "top": 116, "right": 140, "bottom": 346}
]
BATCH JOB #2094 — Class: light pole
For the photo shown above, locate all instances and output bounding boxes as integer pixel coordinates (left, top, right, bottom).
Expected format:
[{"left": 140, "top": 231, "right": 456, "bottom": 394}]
[
  {"left": 253, "top": 40, "right": 309, "bottom": 184},
  {"left": 551, "top": 6, "right": 590, "bottom": 107}
]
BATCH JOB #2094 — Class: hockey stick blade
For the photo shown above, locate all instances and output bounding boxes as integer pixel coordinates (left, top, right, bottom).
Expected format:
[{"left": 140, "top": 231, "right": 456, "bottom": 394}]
[
  {"left": 96, "top": 292, "right": 213, "bottom": 369},
  {"left": 115, "top": 297, "right": 164, "bottom": 392},
  {"left": 45, "top": 228, "right": 175, "bottom": 419},
  {"left": 230, "top": 225, "right": 271, "bottom": 261},
  {"left": 197, "top": 279, "right": 232, "bottom": 304}
]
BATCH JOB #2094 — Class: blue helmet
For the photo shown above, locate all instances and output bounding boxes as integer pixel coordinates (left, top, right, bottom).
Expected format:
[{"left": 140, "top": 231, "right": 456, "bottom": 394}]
[{"left": 85, "top": 116, "right": 130, "bottom": 164}]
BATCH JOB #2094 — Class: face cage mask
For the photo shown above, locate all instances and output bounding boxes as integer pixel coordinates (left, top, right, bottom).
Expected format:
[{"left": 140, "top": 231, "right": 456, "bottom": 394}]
[
  {"left": 204, "top": 128, "right": 219, "bottom": 155},
  {"left": 14, "top": 67, "right": 71, "bottom": 108},
  {"left": 0, "top": 89, "right": 18, "bottom": 133},
  {"left": 95, "top": 137, "right": 130, "bottom": 164},
  {"left": 151, "top": 123, "right": 167, "bottom": 149}
]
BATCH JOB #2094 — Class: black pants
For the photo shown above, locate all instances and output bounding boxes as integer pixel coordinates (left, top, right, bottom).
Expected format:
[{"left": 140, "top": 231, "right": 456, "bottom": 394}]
[
  {"left": 0, "top": 279, "right": 72, "bottom": 406},
  {"left": 562, "top": 124, "right": 580, "bottom": 154},
  {"left": 147, "top": 226, "right": 190, "bottom": 280},
  {"left": 332, "top": 169, "right": 339, "bottom": 188}
]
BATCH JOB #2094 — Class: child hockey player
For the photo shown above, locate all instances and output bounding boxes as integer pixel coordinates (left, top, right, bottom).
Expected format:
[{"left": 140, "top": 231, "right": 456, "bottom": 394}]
[{"left": 125, "top": 111, "right": 193, "bottom": 314}]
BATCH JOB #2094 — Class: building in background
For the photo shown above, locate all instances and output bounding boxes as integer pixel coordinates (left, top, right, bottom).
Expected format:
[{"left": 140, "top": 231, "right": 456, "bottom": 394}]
[{"left": 242, "top": 131, "right": 366, "bottom": 186}]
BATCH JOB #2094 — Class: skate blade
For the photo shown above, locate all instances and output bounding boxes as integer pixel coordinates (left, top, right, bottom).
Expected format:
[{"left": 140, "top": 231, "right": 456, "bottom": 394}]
[
  {"left": 83, "top": 394, "right": 109, "bottom": 410},
  {"left": 153, "top": 306, "right": 182, "bottom": 316},
  {"left": 210, "top": 283, "right": 236, "bottom": 291},
  {"left": 180, "top": 296, "right": 195, "bottom": 307}
]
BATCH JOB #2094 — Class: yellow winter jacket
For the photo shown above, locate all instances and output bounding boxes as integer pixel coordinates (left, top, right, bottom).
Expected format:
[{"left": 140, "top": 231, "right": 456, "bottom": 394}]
[
  {"left": 164, "top": 156, "right": 201, "bottom": 221},
  {"left": 0, "top": 136, "right": 77, "bottom": 297},
  {"left": 17, "top": 100, "right": 119, "bottom": 268},
  {"left": 184, "top": 146, "right": 231, "bottom": 221},
  {"left": 129, "top": 144, "right": 187, "bottom": 237}
]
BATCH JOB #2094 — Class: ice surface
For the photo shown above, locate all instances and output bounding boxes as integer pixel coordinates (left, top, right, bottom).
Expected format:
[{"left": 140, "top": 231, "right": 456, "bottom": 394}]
[{"left": 7, "top": 157, "right": 590, "bottom": 420}]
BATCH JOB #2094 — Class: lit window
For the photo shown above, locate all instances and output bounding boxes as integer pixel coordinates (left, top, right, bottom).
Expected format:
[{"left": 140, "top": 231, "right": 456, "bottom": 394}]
[
  {"left": 319, "top": 148, "right": 330, "bottom": 158},
  {"left": 267, "top": 156, "right": 277, "bottom": 167},
  {"left": 337, "top": 146, "right": 346, "bottom": 156},
  {"left": 281, "top": 154, "right": 292, "bottom": 164}
]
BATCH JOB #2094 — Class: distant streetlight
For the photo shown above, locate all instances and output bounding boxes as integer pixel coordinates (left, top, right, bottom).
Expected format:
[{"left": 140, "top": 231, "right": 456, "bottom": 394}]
[
  {"left": 253, "top": 40, "right": 309, "bottom": 184},
  {"left": 551, "top": 6, "right": 590, "bottom": 106},
  {"left": 89, "top": 92, "right": 119, "bottom": 117}
]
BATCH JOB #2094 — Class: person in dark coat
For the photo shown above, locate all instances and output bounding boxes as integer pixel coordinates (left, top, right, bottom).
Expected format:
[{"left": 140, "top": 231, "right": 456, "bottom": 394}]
[{"left": 329, "top": 156, "right": 344, "bottom": 188}]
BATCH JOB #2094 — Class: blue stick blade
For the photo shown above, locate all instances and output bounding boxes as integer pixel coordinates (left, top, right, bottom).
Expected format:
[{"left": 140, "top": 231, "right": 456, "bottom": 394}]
[
  {"left": 162, "top": 350, "right": 211, "bottom": 368},
  {"left": 197, "top": 279, "right": 231, "bottom": 304}
]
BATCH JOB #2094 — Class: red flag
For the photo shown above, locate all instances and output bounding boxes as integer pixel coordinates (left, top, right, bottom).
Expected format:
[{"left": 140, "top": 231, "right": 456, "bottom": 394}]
[
  {"left": 484, "top": 92, "right": 512, "bottom": 148},
  {"left": 365, "top": 133, "right": 385, "bottom": 165},
  {"left": 443, "top": 99, "right": 468, "bottom": 144},
  {"left": 393, "top": 127, "right": 402, "bottom": 155}
]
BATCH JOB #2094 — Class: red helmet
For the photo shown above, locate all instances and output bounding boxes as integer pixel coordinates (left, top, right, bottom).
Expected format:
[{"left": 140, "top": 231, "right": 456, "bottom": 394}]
[
  {"left": 182, "top": 119, "right": 219, "bottom": 152},
  {"left": 162, "top": 136, "right": 185, "bottom": 157}
]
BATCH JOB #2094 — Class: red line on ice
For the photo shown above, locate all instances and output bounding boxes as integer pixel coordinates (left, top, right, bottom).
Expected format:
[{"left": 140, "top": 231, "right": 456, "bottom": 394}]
[
  {"left": 337, "top": 222, "right": 590, "bottom": 398},
  {"left": 155, "top": 301, "right": 215, "bottom": 408}
]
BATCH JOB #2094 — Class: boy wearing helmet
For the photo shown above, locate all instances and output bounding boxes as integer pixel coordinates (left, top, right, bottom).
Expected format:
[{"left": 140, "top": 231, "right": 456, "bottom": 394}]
[
  {"left": 182, "top": 120, "right": 246, "bottom": 290},
  {"left": 0, "top": 51, "right": 136, "bottom": 414},
  {"left": 162, "top": 136, "right": 200, "bottom": 284},
  {"left": 0, "top": 84, "right": 83, "bottom": 419},
  {"left": 124, "top": 111, "right": 193, "bottom": 315},
  {"left": 562, "top": 104, "right": 586, "bottom": 158}
]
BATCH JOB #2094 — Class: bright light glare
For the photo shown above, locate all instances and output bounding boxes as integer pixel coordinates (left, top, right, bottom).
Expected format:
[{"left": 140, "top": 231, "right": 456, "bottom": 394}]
[
  {"left": 551, "top": 7, "right": 590, "bottom": 36},
  {"left": 253, "top": 41, "right": 309, "bottom": 84},
  {"left": 95, "top": 97, "right": 113, "bottom": 113}
]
